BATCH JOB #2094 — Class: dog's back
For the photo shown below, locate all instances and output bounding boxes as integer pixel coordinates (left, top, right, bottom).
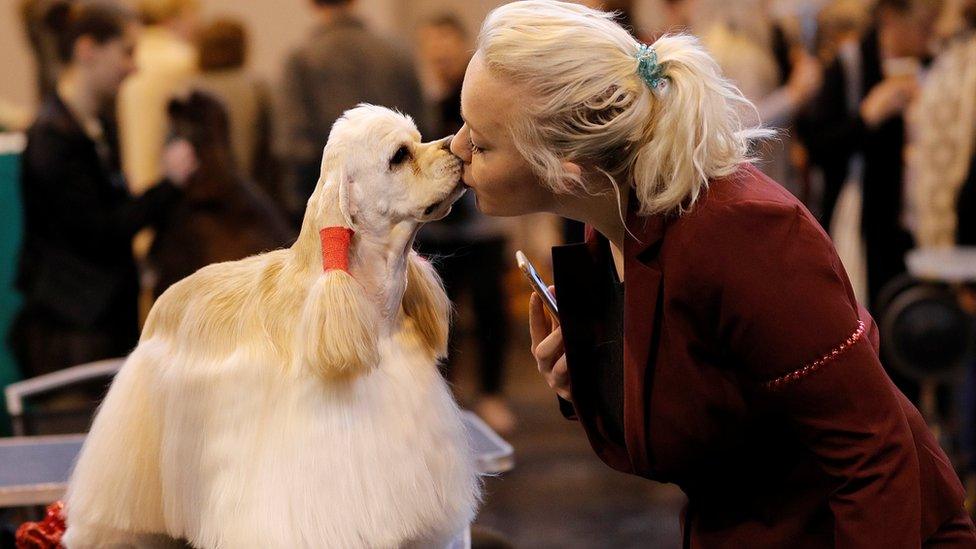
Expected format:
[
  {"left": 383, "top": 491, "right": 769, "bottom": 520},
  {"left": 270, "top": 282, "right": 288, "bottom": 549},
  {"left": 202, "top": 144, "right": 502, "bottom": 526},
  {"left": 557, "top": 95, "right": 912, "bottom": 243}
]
[
  {"left": 142, "top": 249, "right": 298, "bottom": 356},
  {"left": 64, "top": 249, "right": 480, "bottom": 548},
  {"left": 66, "top": 103, "right": 481, "bottom": 548}
]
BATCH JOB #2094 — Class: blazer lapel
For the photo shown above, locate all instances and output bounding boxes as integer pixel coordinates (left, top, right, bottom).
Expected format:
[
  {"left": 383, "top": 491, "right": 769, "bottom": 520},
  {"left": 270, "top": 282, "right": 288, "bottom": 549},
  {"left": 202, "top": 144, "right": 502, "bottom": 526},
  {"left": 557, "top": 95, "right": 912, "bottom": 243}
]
[{"left": 620, "top": 205, "right": 665, "bottom": 474}]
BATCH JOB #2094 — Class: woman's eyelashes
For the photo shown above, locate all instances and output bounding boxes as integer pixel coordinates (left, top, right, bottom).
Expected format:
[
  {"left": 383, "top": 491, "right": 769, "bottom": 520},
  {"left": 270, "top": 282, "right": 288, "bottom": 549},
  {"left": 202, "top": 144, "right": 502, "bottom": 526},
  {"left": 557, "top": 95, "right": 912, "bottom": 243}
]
[{"left": 468, "top": 136, "right": 484, "bottom": 155}]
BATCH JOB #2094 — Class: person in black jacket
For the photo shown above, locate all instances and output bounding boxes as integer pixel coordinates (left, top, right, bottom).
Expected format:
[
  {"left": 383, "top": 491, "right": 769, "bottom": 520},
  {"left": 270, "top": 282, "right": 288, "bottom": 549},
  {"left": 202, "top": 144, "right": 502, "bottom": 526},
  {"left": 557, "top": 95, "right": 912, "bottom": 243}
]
[
  {"left": 800, "top": 0, "right": 940, "bottom": 311},
  {"left": 11, "top": 1, "right": 195, "bottom": 379}
]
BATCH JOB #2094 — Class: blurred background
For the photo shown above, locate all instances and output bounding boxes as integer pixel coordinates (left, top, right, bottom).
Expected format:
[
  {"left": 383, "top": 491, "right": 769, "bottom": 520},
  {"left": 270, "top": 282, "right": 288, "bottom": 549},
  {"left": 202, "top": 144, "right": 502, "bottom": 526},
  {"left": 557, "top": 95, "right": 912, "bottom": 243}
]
[{"left": 1, "top": 0, "right": 976, "bottom": 547}]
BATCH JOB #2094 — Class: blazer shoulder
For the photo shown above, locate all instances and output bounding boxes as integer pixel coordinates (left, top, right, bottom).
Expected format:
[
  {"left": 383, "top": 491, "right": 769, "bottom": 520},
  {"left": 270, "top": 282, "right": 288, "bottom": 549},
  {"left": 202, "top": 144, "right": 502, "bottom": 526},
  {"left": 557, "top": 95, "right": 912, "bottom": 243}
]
[
  {"left": 675, "top": 164, "right": 813, "bottom": 235},
  {"left": 664, "top": 164, "right": 838, "bottom": 285}
]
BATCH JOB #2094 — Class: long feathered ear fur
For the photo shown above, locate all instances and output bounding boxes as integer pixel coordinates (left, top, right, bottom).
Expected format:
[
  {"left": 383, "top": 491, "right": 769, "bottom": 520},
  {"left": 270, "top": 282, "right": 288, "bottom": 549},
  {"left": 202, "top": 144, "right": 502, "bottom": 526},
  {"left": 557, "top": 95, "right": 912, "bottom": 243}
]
[
  {"left": 296, "top": 225, "right": 378, "bottom": 380},
  {"left": 402, "top": 253, "right": 450, "bottom": 360},
  {"left": 297, "top": 270, "right": 379, "bottom": 380}
]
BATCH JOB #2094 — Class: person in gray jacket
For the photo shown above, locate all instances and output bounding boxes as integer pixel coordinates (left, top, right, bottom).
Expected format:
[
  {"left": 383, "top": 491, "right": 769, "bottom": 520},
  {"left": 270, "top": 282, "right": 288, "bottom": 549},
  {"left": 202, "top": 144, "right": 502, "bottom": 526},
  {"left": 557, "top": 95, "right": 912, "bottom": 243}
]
[{"left": 276, "top": 0, "right": 424, "bottom": 222}]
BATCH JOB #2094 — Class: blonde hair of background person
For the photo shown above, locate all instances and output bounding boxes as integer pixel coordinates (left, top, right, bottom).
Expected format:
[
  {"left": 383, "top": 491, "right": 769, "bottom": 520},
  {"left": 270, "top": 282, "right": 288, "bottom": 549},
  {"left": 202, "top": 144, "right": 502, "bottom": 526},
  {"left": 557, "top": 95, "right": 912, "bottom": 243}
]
[{"left": 458, "top": 0, "right": 770, "bottom": 224}]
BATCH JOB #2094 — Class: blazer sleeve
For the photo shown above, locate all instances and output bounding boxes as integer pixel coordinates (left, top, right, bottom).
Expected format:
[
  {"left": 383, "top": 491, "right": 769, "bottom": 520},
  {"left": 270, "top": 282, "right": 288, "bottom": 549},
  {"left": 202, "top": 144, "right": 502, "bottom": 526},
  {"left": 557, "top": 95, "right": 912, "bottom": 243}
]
[{"left": 687, "top": 200, "right": 923, "bottom": 548}]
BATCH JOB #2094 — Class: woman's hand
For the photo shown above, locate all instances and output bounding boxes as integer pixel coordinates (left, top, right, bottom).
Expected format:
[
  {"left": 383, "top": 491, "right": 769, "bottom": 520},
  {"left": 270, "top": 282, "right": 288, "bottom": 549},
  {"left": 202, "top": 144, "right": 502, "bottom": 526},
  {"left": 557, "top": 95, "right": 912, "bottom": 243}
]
[
  {"left": 162, "top": 138, "right": 199, "bottom": 188},
  {"left": 860, "top": 77, "right": 918, "bottom": 128},
  {"left": 529, "top": 285, "right": 571, "bottom": 401},
  {"left": 785, "top": 50, "right": 822, "bottom": 107}
]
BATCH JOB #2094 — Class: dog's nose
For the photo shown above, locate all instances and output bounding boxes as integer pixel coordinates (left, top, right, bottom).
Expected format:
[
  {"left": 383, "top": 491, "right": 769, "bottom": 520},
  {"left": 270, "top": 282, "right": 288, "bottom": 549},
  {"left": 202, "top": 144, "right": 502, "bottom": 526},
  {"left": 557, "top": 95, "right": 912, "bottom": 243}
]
[{"left": 436, "top": 135, "right": 454, "bottom": 151}]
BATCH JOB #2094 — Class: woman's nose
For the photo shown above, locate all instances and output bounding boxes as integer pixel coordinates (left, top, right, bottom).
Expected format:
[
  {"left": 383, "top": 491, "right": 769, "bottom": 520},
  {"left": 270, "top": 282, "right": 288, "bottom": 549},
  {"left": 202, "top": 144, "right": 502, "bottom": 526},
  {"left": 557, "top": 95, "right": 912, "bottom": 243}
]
[{"left": 449, "top": 132, "right": 470, "bottom": 161}]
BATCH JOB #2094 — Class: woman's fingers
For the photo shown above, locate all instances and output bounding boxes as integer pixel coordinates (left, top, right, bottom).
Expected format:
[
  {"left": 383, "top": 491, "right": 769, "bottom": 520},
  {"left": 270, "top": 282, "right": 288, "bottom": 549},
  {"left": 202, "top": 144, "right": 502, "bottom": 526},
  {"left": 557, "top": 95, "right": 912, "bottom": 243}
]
[
  {"left": 528, "top": 292, "right": 551, "bottom": 349},
  {"left": 533, "top": 327, "right": 563, "bottom": 368},
  {"left": 162, "top": 138, "right": 199, "bottom": 187},
  {"left": 529, "top": 286, "right": 570, "bottom": 401},
  {"left": 549, "top": 356, "right": 571, "bottom": 400}
]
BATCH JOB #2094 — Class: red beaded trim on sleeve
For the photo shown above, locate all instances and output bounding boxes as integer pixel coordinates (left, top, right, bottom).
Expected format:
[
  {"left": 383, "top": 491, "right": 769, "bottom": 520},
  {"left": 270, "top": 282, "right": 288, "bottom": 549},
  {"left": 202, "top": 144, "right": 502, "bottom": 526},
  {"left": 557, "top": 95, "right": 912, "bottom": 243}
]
[{"left": 763, "top": 320, "right": 866, "bottom": 391}]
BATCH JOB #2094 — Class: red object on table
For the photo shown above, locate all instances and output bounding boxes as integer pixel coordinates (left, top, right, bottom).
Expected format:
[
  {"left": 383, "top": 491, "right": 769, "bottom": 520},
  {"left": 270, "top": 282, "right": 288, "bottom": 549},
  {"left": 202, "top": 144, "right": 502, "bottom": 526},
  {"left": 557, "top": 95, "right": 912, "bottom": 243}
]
[{"left": 15, "top": 501, "right": 66, "bottom": 549}]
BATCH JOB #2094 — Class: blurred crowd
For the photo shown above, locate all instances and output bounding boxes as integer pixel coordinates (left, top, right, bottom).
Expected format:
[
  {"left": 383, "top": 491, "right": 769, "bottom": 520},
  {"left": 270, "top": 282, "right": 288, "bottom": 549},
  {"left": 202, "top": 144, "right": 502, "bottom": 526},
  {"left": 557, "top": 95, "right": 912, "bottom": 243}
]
[{"left": 2, "top": 0, "right": 976, "bottom": 442}]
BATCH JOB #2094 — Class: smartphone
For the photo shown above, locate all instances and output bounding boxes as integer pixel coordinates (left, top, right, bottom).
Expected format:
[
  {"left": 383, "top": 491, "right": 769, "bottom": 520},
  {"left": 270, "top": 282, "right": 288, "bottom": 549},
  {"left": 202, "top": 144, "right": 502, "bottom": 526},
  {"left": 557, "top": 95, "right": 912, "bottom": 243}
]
[{"left": 515, "top": 250, "right": 559, "bottom": 317}]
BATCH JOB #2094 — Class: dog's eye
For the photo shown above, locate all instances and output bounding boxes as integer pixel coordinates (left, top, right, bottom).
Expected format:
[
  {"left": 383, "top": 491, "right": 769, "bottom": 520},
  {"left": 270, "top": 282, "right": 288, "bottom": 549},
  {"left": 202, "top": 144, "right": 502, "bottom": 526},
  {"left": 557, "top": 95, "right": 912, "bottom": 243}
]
[{"left": 389, "top": 145, "right": 411, "bottom": 168}]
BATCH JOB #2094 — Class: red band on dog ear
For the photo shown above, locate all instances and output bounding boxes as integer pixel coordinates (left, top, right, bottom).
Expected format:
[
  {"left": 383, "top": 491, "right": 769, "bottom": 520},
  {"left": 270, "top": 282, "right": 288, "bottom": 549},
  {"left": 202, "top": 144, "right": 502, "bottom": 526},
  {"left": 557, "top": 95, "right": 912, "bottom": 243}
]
[{"left": 320, "top": 227, "right": 354, "bottom": 273}]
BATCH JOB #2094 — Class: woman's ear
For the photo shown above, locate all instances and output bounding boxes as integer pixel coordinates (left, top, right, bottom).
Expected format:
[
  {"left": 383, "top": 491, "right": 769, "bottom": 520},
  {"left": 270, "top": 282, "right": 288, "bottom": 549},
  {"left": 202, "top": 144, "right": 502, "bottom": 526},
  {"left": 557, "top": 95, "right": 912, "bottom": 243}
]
[
  {"left": 561, "top": 161, "right": 583, "bottom": 181},
  {"left": 402, "top": 253, "right": 450, "bottom": 360}
]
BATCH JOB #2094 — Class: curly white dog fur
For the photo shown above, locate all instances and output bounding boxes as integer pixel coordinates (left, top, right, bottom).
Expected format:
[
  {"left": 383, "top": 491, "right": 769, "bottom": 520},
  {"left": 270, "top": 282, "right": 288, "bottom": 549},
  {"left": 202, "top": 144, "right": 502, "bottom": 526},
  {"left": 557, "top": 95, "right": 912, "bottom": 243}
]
[{"left": 62, "top": 105, "right": 481, "bottom": 548}]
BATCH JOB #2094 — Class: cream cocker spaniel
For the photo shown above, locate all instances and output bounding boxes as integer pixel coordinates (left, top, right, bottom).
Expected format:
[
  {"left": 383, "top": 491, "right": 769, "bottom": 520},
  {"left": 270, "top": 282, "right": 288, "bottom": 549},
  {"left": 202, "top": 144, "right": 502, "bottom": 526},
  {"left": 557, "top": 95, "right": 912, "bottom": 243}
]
[{"left": 63, "top": 105, "right": 481, "bottom": 548}]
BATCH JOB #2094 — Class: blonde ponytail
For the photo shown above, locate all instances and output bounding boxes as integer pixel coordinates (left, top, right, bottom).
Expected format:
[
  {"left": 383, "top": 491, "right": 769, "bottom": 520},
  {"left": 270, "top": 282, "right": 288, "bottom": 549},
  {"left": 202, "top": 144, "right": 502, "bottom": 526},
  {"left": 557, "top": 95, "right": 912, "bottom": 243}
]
[
  {"left": 477, "top": 0, "right": 772, "bottom": 216},
  {"left": 633, "top": 34, "right": 772, "bottom": 215}
]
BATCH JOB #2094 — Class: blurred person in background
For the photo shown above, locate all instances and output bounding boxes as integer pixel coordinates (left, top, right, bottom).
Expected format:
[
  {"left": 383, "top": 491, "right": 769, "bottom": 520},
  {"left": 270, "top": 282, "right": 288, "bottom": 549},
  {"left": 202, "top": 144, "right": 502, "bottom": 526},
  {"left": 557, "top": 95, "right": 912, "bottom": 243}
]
[
  {"left": 148, "top": 91, "right": 293, "bottom": 299},
  {"left": 191, "top": 18, "right": 281, "bottom": 209},
  {"left": 414, "top": 14, "right": 515, "bottom": 434},
  {"left": 276, "top": 0, "right": 424, "bottom": 224},
  {"left": 801, "top": 0, "right": 942, "bottom": 318},
  {"left": 2, "top": 0, "right": 64, "bottom": 132},
  {"left": 117, "top": 0, "right": 199, "bottom": 192},
  {"left": 813, "top": 0, "right": 871, "bottom": 65},
  {"left": 0, "top": 98, "right": 33, "bottom": 133},
  {"left": 657, "top": 0, "right": 700, "bottom": 36},
  {"left": 416, "top": 15, "right": 470, "bottom": 141},
  {"left": 796, "top": 0, "right": 872, "bottom": 302},
  {"left": 909, "top": 0, "right": 976, "bottom": 249},
  {"left": 10, "top": 1, "right": 195, "bottom": 380},
  {"left": 908, "top": 0, "right": 976, "bottom": 505},
  {"left": 695, "top": 0, "right": 822, "bottom": 198},
  {"left": 579, "top": 0, "right": 644, "bottom": 37},
  {"left": 20, "top": 0, "right": 72, "bottom": 99}
]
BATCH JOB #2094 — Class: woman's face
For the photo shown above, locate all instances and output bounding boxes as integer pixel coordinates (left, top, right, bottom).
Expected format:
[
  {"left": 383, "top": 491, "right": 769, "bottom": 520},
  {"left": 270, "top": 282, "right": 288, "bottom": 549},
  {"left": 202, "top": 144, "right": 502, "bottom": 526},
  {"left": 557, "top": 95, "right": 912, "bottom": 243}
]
[
  {"left": 449, "top": 52, "right": 557, "bottom": 217},
  {"left": 83, "top": 23, "right": 138, "bottom": 101}
]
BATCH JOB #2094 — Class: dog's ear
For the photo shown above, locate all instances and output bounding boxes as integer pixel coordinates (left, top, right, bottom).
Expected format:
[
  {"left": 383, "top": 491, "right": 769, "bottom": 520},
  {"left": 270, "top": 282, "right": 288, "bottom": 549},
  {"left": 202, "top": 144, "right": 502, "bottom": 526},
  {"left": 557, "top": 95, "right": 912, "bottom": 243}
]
[
  {"left": 402, "top": 252, "right": 450, "bottom": 360},
  {"left": 296, "top": 230, "right": 378, "bottom": 380},
  {"left": 335, "top": 164, "right": 358, "bottom": 228},
  {"left": 312, "top": 151, "right": 357, "bottom": 228}
]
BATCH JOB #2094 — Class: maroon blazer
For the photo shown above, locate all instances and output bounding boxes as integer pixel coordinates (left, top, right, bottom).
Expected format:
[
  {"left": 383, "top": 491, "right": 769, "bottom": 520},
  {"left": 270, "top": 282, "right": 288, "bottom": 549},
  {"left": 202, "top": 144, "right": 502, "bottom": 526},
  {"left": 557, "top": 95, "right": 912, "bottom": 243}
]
[{"left": 552, "top": 164, "right": 972, "bottom": 548}]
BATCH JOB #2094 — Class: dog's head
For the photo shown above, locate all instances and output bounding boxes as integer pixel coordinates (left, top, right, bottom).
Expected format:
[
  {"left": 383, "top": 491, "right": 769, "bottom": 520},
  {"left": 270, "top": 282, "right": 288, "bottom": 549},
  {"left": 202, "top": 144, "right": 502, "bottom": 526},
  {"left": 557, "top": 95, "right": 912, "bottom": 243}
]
[
  {"left": 307, "top": 104, "right": 465, "bottom": 233},
  {"left": 296, "top": 105, "right": 458, "bottom": 380}
]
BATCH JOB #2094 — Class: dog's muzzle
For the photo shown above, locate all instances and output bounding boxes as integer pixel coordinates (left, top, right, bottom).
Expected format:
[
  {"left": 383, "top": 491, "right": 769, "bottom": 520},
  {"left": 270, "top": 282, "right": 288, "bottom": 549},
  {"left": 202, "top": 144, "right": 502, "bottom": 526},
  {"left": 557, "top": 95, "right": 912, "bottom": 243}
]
[{"left": 421, "top": 182, "right": 466, "bottom": 220}]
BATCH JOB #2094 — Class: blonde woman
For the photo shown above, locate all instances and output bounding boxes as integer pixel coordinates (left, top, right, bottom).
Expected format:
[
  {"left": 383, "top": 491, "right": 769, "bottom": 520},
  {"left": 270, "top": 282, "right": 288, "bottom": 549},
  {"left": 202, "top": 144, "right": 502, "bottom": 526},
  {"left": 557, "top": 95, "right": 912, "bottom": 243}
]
[{"left": 448, "top": 1, "right": 974, "bottom": 546}]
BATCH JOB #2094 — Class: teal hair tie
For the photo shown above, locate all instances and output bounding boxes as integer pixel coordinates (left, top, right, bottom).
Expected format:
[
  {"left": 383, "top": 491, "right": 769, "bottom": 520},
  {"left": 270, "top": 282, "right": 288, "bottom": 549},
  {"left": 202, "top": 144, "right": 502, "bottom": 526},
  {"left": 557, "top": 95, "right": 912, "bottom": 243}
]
[{"left": 635, "top": 43, "right": 665, "bottom": 89}]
